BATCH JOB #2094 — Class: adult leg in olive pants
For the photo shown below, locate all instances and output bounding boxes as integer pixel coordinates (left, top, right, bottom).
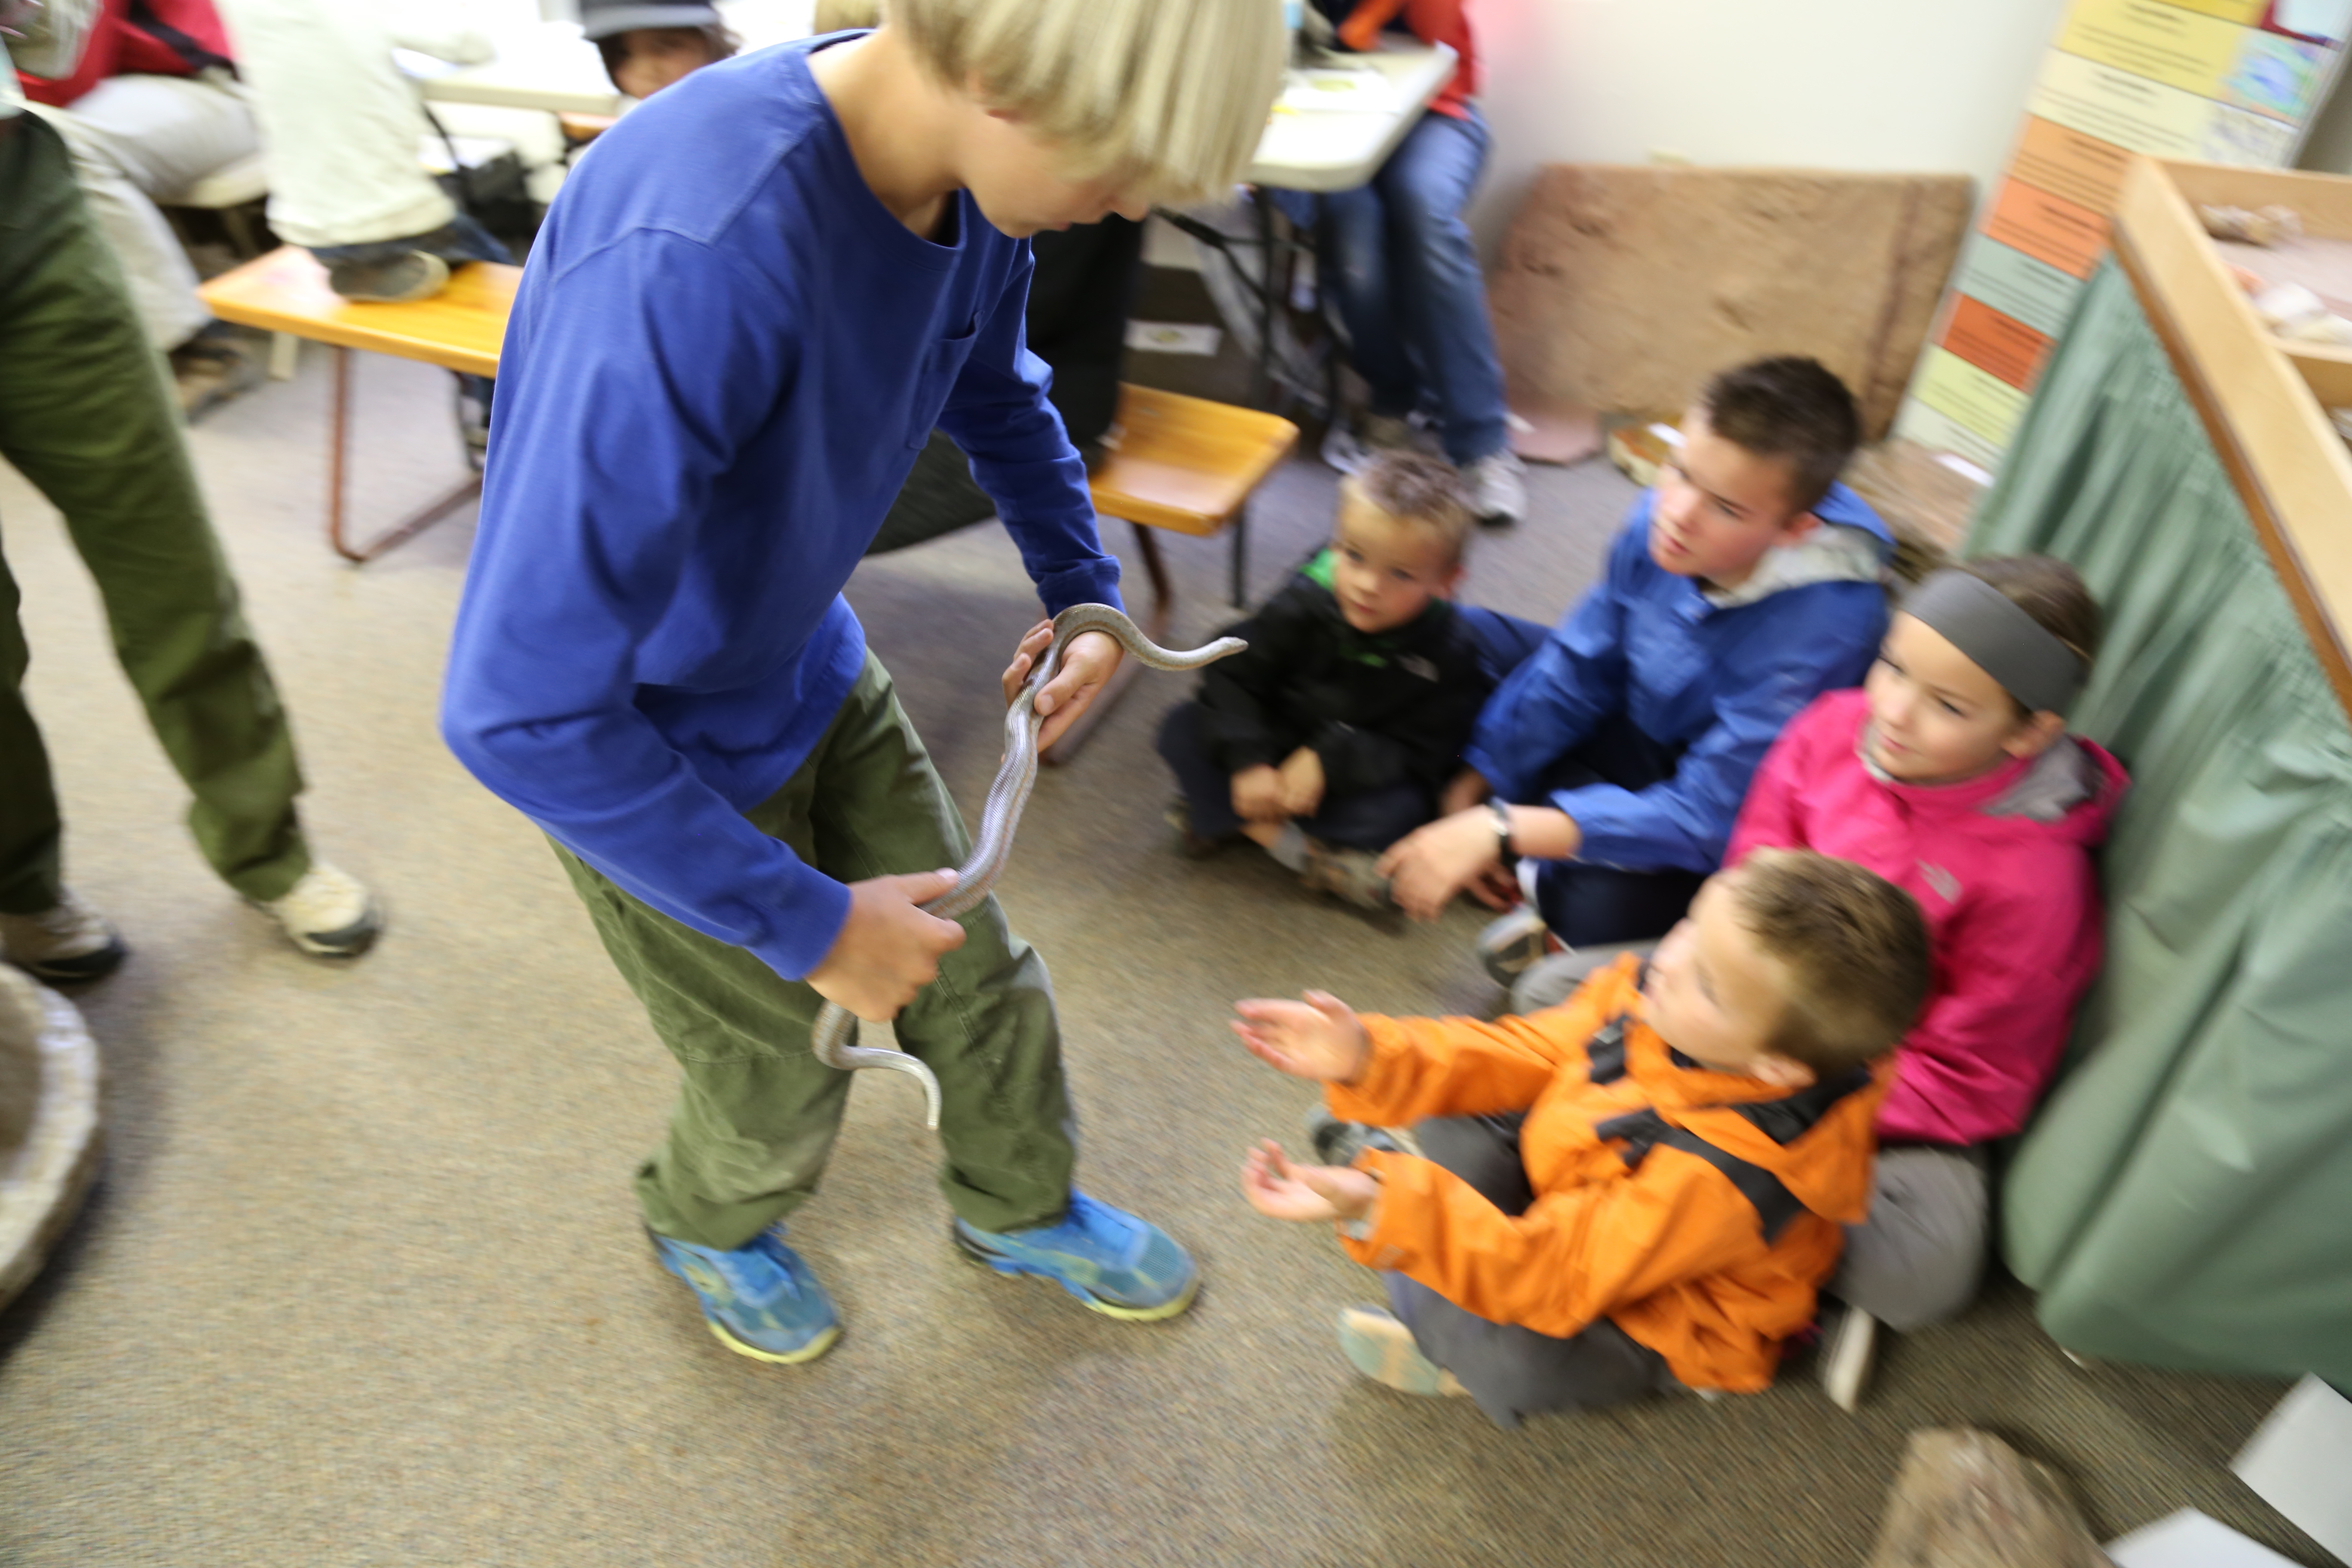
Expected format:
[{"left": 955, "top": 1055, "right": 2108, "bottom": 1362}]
[
  {"left": 0, "top": 116, "right": 313, "bottom": 924},
  {"left": 555, "top": 654, "right": 1075, "bottom": 1251}
]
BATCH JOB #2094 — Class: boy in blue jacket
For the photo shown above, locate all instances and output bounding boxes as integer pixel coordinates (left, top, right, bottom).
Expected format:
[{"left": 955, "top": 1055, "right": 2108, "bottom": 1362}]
[
  {"left": 439, "top": 1, "right": 1283, "bottom": 1366},
  {"left": 1380, "top": 357, "right": 1892, "bottom": 973}
]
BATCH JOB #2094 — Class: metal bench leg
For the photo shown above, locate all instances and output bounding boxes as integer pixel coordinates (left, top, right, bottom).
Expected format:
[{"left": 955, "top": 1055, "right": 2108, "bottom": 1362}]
[
  {"left": 326, "top": 345, "right": 480, "bottom": 564},
  {"left": 1040, "top": 521, "right": 1175, "bottom": 767}
]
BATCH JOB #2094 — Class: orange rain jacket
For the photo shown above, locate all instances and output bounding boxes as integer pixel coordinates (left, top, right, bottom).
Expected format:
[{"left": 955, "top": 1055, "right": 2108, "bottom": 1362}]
[{"left": 1328, "top": 953, "right": 1887, "bottom": 1393}]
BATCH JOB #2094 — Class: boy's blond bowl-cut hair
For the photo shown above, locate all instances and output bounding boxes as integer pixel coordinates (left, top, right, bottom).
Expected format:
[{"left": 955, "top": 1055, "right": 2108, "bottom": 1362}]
[{"left": 894, "top": 0, "right": 1288, "bottom": 205}]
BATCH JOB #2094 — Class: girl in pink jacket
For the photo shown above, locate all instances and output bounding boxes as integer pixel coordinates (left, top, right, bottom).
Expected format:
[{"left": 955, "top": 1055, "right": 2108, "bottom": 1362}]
[{"left": 1724, "top": 555, "right": 2126, "bottom": 1409}]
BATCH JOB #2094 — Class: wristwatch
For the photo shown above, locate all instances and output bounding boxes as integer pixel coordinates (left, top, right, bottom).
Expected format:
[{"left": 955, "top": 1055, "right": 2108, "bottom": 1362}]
[{"left": 1488, "top": 800, "right": 1518, "bottom": 868}]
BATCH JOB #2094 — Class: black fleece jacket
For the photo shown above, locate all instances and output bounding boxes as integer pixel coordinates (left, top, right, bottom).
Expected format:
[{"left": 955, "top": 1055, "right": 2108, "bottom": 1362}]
[{"left": 1192, "top": 552, "right": 1494, "bottom": 796}]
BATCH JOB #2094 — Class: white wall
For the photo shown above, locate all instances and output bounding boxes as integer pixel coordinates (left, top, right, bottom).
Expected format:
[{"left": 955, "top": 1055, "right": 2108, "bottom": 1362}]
[{"left": 1465, "top": 0, "right": 2072, "bottom": 252}]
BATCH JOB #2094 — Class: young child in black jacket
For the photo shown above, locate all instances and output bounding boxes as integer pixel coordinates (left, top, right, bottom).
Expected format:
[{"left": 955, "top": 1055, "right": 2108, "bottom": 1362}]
[{"left": 1158, "top": 452, "right": 1493, "bottom": 907}]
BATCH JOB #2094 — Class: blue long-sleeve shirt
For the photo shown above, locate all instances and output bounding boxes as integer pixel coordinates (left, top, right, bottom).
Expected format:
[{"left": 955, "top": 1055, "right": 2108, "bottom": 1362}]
[
  {"left": 440, "top": 38, "right": 1120, "bottom": 981},
  {"left": 1465, "top": 484, "right": 1891, "bottom": 874}
]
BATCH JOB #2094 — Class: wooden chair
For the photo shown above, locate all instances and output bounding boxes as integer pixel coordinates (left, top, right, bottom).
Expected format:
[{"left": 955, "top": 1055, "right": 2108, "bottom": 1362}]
[
  {"left": 1044, "top": 383, "right": 1298, "bottom": 762},
  {"left": 196, "top": 246, "right": 519, "bottom": 563}
]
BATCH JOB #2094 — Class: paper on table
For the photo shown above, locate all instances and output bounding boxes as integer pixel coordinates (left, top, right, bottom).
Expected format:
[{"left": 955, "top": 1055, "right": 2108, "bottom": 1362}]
[
  {"left": 2107, "top": 1510, "right": 2303, "bottom": 1567},
  {"left": 2232, "top": 1374, "right": 2352, "bottom": 1562},
  {"left": 1277, "top": 67, "right": 1400, "bottom": 114}
]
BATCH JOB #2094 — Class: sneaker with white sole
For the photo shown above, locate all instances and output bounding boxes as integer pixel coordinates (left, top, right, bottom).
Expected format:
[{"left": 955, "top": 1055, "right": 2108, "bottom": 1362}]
[
  {"left": 258, "top": 862, "right": 382, "bottom": 958},
  {"left": 1463, "top": 448, "right": 1528, "bottom": 528},
  {"left": 1337, "top": 1306, "right": 1467, "bottom": 1396},
  {"left": 1304, "top": 1105, "right": 1424, "bottom": 1166},
  {"left": 952, "top": 1191, "right": 1199, "bottom": 1321},
  {"left": 0, "top": 890, "right": 127, "bottom": 984},
  {"left": 1476, "top": 905, "right": 1556, "bottom": 988},
  {"left": 1818, "top": 1300, "right": 1879, "bottom": 1412},
  {"left": 651, "top": 1225, "right": 842, "bottom": 1365}
]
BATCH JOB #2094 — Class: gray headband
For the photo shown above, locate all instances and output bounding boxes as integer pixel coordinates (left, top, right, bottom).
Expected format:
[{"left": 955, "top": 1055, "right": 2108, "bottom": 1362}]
[{"left": 1901, "top": 568, "right": 2087, "bottom": 716}]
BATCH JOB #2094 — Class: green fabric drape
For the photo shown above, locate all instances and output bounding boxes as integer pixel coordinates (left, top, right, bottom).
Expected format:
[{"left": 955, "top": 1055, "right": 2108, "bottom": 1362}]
[{"left": 1967, "top": 261, "right": 2352, "bottom": 1381}]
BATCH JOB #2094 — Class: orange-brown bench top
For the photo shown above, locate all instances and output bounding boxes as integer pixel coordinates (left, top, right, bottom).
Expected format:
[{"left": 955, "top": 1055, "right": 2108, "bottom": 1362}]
[
  {"left": 197, "top": 246, "right": 518, "bottom": 378},
  {"left": 1088, "top": 384, "right": 1299, "bottom": 536}
]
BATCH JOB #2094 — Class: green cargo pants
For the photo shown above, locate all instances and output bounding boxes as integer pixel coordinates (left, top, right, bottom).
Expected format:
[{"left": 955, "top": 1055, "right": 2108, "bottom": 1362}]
[
  {"left": 555, "top": 652, "right": 1077, "bottom": 1252},
  {"left": 0, "top": 113, "right": 310, "bottom": 915}
]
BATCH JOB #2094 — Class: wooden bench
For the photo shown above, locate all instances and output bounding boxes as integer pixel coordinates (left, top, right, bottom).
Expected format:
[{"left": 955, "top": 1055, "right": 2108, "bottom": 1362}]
[
  {"left": 1043, "top": 383, "right": 1298, "bottom": 761},
  {"left": 197, "top": 245, "right": 520, "bottom": 562},
  {"left": 194, "top": 247, "right": 1302, "bottom": 680}
]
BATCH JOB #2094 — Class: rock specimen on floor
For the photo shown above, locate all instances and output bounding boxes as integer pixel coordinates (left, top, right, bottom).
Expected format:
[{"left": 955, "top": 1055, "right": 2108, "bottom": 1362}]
[{"left": 1865, "top": 1427, "right": 2108, "bottom": 1568}]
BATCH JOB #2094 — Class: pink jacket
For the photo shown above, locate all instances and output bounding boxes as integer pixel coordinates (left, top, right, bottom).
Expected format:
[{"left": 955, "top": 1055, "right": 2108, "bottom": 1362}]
[{"left": 1726, "top": 688, "right": 2127, "bottom": 1146}]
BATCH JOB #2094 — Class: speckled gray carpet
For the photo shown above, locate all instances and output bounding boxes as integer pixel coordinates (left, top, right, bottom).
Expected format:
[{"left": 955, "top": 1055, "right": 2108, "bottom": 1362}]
[{"left": 0, "top": 340, "right": 2337, "bottom": 1567}]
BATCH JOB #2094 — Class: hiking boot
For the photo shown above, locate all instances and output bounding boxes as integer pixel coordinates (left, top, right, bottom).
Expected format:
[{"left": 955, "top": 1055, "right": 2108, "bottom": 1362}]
[
  {"left": 257, "top": 863, "right": 382, "bottom": 958},
  {"left": 1463, "top": 448, "right": 1528, "bottom": 528},
  {"left": 1299, "top": 837, "right": 1391, "bottom": 910},
  {"left": 1476, "top": 905, "right": 1556, "bottom": 987},
  {"left": 651, "top": 1226, "right": 842, "bottom": 1365},
  {"left": 952, "top": 1191, "right": 1199, "bottom": 1321},
  {"left": 325, "top": 250, "right": 450, "bottom": 304},
  {"left": 1304, "top": 1104, "right": 1423, "bottom": 1166},
  {"left": 1337, "top": 1306, "right": 1466, "bottom": 1396},
  {"left": 0, "top": 891, "right": 127, "bottom": 985}
]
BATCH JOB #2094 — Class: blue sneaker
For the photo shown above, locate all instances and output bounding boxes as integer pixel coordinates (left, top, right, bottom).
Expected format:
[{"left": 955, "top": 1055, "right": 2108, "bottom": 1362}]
[
  {"left": 951, "top": 1191, "right": 1200, "bottom": 1321},
  {"left": 649, "top": 1227, "right": 841, "bottom": 1364}
]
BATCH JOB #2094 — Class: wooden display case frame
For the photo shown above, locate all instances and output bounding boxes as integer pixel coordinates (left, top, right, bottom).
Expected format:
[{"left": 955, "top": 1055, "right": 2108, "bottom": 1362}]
[{"left": 2112, "top": 157, "right": 2352, "bottom": 719}]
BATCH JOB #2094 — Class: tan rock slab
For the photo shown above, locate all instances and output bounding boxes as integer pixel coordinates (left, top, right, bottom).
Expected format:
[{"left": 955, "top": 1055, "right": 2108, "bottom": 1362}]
[{"left": 1489, "top": 165, "right": 1974, "bottom": 442}]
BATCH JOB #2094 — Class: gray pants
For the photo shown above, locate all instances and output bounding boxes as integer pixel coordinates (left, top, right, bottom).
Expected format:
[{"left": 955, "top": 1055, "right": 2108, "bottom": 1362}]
[
  {"left": 1385, "top": 1114, "right": 1673, "bottom": 1430},
  {"left": 25, "top": 72, "right": 258, "bottom": 351},
  {"left": 1509, "top": 942, "right": 1657, "bottom": 1014},
  {"left": 1831, "top": 1144, "right": 1988, "bottom": 1331}
]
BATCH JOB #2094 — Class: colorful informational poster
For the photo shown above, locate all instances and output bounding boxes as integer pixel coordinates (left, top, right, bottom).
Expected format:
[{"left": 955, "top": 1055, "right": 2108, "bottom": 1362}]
[{"left": 1897, "top": 0, "right": 2350, "bottom": 471}]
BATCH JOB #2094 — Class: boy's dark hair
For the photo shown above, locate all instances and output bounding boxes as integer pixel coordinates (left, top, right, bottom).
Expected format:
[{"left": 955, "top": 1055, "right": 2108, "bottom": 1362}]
[
  {"left": 1728, "top": 849, "right": 1931, "bottom": 1076},
  {"left": 595, "top": 24, "right": 739, "bottom": 85},
  {"left": 1961, "top": 554, "right": 2103, "bottom": 717},
  {"left": 1696, "top": 356, "right": 1861, "bottom": 513},
  {"left": 1344, "top": 451, "right": 1475, "bottom": 562}
]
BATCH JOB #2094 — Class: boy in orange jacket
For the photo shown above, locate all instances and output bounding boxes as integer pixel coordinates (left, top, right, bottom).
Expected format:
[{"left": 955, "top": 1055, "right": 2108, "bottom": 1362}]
[{"left": 1235, "top": 848, "right": 1929, "bottom": 1427}]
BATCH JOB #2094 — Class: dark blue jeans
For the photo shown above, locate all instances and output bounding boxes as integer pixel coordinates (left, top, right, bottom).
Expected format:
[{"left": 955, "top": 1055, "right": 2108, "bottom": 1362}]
[
  {"left": 1452, "top": 606, "right": 1709, "bottom": 946},
  {"left": 305, "top": 211, "right": 512, "bottom": 276},
  {"left": 1275, "top": 108, "right": 1509, "bottom": 466},
  {"left": 1157, "top": 701, "right": 1431, "bottom": 853}
]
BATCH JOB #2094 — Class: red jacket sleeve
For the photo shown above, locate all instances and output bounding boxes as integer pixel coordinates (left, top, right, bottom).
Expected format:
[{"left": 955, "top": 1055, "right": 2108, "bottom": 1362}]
[{"left": 1341, "top": 1142, "right": 1768, "bottom": 1338}]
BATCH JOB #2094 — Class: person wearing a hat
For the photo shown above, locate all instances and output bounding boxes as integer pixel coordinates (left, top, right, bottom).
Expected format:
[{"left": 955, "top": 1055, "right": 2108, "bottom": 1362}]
[{"left": 580, "top": 0, "right": 738, "bottom": 102}]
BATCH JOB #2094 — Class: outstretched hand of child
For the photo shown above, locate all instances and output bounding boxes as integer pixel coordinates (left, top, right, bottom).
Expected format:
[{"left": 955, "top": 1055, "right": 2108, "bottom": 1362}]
[
  {"left": 1240, "top": 1139, "right": 1379, "bottom": 1223},
  {"left": 1231, "top": 991, "right": 1370, "bottom": 1083}
]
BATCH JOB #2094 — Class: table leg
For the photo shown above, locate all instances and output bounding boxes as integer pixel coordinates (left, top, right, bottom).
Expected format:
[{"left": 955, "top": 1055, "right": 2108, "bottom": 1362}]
[
  {"left": 1229, "top": 503, "right": 1250, "bottom": 608},
  {"left": 1040, "top": 522, "right": 1176, "bottom": 768},
  {"left": 1253, "top": 192, "right": 1279, "bottom": 409},
  {"left": 325, "top": 346, "right": 482, "bottom": 565}
]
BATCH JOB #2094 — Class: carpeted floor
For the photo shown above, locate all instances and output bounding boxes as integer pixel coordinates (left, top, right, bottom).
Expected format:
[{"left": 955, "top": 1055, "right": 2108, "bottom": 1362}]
[{"left": 0, "top": 342, "right": 2337, "bottom": 1568}]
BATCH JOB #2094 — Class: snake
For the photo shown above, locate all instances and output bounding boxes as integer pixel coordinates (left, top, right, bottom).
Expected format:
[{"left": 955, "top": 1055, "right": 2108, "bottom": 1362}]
[{"left": 809, "top": 603, "right": 1248, "bottom": 1128}]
